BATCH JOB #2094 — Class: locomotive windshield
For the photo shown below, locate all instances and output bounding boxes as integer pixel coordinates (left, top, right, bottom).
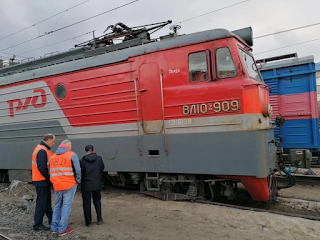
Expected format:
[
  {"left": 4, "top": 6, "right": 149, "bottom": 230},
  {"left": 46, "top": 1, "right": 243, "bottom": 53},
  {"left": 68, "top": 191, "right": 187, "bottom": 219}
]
[
  {"left": 239, "top": 48, "right": 263, "bottom": 82},
  {"left": 216, "top": 47, "right": 237, "bottom": 78}
]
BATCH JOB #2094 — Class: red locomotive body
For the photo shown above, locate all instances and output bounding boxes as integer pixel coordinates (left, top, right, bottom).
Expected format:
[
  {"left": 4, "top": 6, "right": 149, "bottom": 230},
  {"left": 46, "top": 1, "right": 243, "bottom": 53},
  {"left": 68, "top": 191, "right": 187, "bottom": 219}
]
[{"left": 0, "top": 21, "right": 283, "bottom": 202}]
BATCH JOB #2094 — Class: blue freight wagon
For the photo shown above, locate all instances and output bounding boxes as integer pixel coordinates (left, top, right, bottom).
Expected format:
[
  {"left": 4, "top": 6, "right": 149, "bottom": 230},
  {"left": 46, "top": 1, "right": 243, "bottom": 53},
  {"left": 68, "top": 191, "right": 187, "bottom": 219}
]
[{"left": 258, "top": 53, "right": 320, "bottom": 167}]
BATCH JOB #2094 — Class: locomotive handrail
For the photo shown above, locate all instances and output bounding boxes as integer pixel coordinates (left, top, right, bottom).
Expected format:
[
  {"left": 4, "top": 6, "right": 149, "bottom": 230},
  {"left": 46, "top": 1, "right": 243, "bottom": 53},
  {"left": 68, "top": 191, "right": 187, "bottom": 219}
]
[
  {"left": 44, "top": 51, "right": 59, "bottom": 57},
  {"left": 134, "top": 77, "right": 142, "bottom": 156},
  {"left": 160, "top": 70, "right": 168, "bottom": 156},
  {"left": 21, "top": 57, "right": 36, "bottom": 63}
]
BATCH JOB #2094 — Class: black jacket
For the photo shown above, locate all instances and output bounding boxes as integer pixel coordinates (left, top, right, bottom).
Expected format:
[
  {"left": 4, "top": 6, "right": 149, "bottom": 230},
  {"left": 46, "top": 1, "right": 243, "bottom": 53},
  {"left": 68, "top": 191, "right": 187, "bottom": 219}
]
[
  {"left": 80, "top": 153, "right": 105, "bottom": 192},
  {"left": 33, "top": 141, "right": 51, "bottom": 187}
]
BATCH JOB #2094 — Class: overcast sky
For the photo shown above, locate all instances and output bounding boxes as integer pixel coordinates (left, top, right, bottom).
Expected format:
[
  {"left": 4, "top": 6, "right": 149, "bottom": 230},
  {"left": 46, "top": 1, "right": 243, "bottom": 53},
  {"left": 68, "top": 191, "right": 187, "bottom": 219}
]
[{"left": 1, "top": 0, "right": 320, "bottom": 63}]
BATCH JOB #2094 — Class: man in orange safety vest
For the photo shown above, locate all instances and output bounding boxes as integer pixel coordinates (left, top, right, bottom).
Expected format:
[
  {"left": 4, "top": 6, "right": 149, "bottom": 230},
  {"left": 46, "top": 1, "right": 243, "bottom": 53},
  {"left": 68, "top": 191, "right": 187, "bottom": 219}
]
[
  {"left": 32, "top": 134, "right": 55, "bottom": 231},
  {"left": 49, "top": 139, "right": 81, "bottom": 237}
]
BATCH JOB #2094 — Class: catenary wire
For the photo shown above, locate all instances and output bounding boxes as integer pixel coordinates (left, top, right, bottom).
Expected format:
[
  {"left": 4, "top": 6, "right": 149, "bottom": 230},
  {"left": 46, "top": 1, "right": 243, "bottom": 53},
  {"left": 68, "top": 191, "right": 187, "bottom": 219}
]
[
  {"left": 174, "top": 2, "right": 320, "bottom": 41},
  {"left": 0, "top": 51, "right": 28, "bottom": 59},
  {"left": 0, "top": 0, "right": 90, "bottom": 42},
  {"left": 0, "top": 0, "right": 139, "bottom": 52},
  {"left": 49, "top": 11, "right": 67, "bottom": 32},
  {"left": 45, "top": 0, "right": 138, "bottom": 35},
  {"left": 173, "top": 0, "right": 249, "bottom": 25},
  {"left": 254, "top": 37, "right": 320, "bottom": 55},
  {"left": 17, "top": 31, "right": 93, "bottom": 55},
  {"left": 254, "top": 22, "right": 320, "bottom": 39},
  {"left": 8, "top": 0, "right": 319, "bottom": 58}
]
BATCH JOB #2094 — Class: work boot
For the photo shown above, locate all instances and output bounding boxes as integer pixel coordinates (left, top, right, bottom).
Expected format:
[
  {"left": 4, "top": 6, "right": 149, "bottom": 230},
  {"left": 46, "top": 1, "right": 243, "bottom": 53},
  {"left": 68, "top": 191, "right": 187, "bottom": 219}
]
[{"left": 33, "top": 224, "right": 50, "bottom": 231}]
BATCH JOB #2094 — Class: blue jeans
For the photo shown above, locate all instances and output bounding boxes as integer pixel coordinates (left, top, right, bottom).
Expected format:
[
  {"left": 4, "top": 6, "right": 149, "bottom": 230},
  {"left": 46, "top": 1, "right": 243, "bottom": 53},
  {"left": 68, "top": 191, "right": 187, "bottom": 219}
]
[{"left": 51, "top": 184, "right": 77, "bottom": 233}]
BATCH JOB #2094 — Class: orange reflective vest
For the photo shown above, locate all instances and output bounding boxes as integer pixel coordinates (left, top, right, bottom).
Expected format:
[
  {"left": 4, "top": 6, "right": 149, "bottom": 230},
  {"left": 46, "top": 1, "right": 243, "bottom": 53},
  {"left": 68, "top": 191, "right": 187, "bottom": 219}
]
[
  {"left": 49, "top": 151, "right": 76, "bottom": 191},
  {"left": 32, "top": 144, "right": 53, "bottom": 182}
]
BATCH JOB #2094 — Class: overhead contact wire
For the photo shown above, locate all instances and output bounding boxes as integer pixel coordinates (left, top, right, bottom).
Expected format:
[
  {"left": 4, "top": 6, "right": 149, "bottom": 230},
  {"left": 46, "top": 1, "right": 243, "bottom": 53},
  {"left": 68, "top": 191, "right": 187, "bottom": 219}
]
[
  {"left": 0, "top": 0, "right": 90, "bottom": 42},
  {"left": 0, "top": 0, "right": 139, "bottom": 52}
]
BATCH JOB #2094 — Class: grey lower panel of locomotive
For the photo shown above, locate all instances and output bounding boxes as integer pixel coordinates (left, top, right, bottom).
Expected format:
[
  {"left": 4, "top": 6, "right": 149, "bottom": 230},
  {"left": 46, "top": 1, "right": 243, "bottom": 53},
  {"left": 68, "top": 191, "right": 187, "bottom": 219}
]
[{"left": 0, "top": 122, "right": 276, "bottom": 182}]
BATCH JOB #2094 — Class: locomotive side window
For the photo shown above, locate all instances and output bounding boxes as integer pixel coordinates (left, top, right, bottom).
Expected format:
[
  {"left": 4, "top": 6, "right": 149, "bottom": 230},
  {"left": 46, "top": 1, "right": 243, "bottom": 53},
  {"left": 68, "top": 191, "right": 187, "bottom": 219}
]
[
  {"left": 239, "top": 48, "right": 263, "bottom": 82},
  {"left": 55, "top": 84, "right": 66, "bottom": 99},
  {"left": 188, "top": 51, "right": 209, "bottom": 82},
  {"left": 216, "top": 47, "right": 237, "bottom": 78}
]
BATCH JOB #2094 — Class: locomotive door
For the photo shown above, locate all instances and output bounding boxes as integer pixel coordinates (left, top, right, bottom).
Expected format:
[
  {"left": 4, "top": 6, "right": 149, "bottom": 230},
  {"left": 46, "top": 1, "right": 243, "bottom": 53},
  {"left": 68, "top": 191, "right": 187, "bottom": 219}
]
[{"left": 138, "top": 63, "right": 164, "bottom": 134}]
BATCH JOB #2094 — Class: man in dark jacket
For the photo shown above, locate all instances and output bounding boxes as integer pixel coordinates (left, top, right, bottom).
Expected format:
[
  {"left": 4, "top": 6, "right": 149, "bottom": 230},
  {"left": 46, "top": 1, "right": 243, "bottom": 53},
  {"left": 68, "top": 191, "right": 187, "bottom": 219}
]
[
  {"left": 80, "top": 145, "right": 105, "bottom": 227},
  {"left": 32, "top": 134, "right": 55, "bottom": 231}
]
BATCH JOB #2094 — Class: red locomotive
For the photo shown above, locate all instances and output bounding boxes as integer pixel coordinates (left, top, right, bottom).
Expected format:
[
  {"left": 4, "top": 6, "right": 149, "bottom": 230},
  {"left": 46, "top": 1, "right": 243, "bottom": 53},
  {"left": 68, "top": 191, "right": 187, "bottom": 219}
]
[{"left": 0, "top": 21, "right": 290, "bottom": 202}]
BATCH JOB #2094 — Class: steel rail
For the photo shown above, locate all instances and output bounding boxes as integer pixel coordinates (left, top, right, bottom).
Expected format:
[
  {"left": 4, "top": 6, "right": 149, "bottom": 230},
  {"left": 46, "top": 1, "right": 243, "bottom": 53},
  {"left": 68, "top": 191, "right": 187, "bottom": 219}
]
[
  {"left": 276, "top": 174, "right": 320, "bottom": 185},
  {"left": 195, "top": 200, "right": 320, "bottom": 221},
  {"left": 0, "top": 232, "right": 13, "bottom": 240}
]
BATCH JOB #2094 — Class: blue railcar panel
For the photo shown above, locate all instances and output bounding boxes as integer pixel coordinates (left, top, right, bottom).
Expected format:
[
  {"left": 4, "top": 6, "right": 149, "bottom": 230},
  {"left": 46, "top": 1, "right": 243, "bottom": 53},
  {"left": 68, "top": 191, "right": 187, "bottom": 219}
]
[
  {"left": 264, "top": 77, "right": 279, "bottom": 96},
  {"left": 278, "top": 72, "right": 315, "bottom": 95},
  {"left": 274, "top": 126, "right": 280, "bottom": 141},
  {"left": 261, "top": 63, "right": 316, "bottom": 95},
  {"left": 280, "top": 118, "right": 320, "bottom": 150}
]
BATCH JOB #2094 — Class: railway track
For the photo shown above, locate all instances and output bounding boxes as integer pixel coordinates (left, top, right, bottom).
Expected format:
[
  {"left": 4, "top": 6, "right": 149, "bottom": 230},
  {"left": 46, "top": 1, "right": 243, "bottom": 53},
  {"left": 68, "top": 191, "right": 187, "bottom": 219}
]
[
  {"left": 276, "top": 173, "right": 320, "bottom": 185},
  {"left": 0, "top": 232, "right": 13, "bottom": 240},
  {"left": 105, "top": 187, "right": 320, "bottom": 222},
  {"left": 195, "top": 199, "right": 320, "bottom": 221},
  {"left": 0, "top": 228, "right": 25, "bottom": 240},
  {"left": 290, "top": 174, "right": 320, "bottom": 185}
]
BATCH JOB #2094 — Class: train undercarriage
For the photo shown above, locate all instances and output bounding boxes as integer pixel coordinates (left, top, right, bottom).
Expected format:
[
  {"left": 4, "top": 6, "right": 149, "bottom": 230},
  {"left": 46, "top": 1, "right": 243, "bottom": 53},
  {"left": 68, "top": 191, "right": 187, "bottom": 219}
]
[{"left": 105, "top": 172, "right": 283, "bottom": 203}]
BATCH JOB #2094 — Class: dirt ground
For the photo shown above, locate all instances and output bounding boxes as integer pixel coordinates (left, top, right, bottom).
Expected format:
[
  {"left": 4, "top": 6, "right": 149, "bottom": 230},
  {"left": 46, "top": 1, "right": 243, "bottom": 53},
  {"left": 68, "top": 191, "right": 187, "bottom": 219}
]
[
  {"left": 279, "top": 184, "right": 320, "bottom": 199},
  {"left": 1, "top": 182, "right": 320, "bottom": 240}
]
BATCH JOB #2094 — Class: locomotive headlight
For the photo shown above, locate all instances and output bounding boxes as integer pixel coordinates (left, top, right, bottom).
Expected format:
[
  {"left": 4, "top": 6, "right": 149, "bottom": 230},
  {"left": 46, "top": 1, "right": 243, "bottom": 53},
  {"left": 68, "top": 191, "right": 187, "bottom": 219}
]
[{"left": 262, "top": 104, "right": 273, "bottom": 118}]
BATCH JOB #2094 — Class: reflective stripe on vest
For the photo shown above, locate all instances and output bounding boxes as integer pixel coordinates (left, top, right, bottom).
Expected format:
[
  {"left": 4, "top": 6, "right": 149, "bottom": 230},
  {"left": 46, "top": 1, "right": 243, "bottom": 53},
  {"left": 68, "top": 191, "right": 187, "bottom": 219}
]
[
  {"left": 50, "top": 167, "right": 73, "bottom": 172},
  {"left": 31, "top": 144, "right": 53, "bottom": 182},
  {"left": 49, "top": 151, "right": 76, "bottom": 191},
  {"left": 50, "top": 172, "right": 74, "bottom": 177}
]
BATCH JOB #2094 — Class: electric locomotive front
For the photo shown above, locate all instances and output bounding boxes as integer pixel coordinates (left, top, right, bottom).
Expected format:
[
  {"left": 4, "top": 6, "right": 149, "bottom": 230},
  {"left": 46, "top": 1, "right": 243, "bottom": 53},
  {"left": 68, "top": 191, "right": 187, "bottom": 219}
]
[{"left": 132, "top": 27, "right": 282, "bottom": 202}]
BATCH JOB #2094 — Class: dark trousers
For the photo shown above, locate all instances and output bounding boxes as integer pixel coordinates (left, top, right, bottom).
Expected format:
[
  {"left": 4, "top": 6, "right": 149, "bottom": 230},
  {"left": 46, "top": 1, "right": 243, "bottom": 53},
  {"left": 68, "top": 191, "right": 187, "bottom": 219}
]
[
  {"left": 33, "top": 186, "right": 53, "bottom": 229},
  {"left": 82, "top": 190, "right": 102, "bottom": 226}
]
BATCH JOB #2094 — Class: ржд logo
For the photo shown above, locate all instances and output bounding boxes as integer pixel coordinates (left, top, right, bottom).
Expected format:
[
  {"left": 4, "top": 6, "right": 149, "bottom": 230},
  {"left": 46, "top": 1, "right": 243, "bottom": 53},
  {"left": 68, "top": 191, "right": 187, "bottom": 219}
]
[{"left": 7, "top": 89, "right": 47, "bottom": 118}]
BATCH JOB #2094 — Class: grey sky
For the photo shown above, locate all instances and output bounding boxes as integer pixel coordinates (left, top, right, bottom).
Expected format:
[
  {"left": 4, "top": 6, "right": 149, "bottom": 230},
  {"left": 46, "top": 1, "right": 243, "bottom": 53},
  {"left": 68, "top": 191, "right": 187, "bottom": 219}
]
[{"left": 1, "top": 0, "right": 320, "bottom": 63}]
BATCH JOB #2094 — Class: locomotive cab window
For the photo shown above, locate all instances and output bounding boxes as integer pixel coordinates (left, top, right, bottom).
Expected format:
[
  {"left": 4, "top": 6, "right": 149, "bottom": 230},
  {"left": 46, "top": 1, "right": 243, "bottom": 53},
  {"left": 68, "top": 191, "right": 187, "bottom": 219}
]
[
  {"left": 216, "top": 47, "right": 237, "bottom": 78},
  {"left": 239, "top": 48, "right": 263, "bottom": 82},
  {"left": 188, "top": 51, "right": 209, "bottom": 82}
]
